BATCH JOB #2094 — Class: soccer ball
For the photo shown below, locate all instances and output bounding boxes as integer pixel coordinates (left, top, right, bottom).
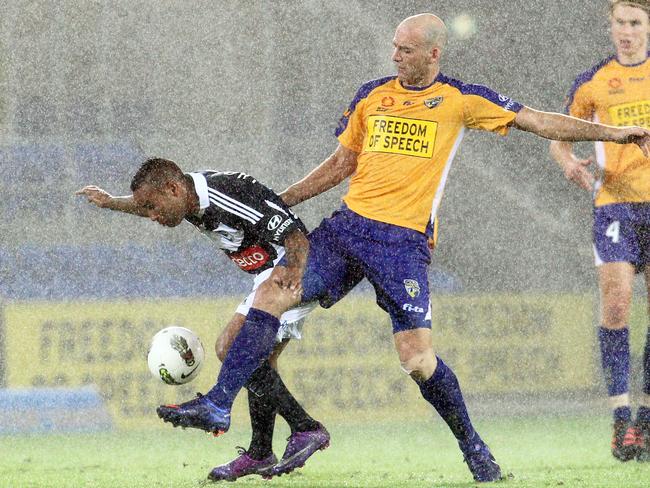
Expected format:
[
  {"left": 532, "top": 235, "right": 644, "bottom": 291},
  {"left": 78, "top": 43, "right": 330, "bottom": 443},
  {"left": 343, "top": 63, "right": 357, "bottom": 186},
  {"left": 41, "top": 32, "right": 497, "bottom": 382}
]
[{"left": 147, "top": 326, "right": 205, "bottom": 385}]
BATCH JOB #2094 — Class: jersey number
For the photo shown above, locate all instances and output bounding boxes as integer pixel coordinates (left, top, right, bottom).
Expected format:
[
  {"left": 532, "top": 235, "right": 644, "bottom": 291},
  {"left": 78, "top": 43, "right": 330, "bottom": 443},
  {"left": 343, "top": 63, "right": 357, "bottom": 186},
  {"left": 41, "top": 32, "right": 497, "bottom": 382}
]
[{"left": 605, "top": 221, "right": 620, "bottom": 244}]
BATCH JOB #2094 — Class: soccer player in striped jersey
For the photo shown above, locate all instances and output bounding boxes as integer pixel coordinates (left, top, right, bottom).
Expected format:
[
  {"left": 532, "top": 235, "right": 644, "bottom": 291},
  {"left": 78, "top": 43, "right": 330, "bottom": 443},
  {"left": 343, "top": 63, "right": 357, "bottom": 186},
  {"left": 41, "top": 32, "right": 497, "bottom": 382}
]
[
  {"left": 154, "top": 12, "right": 650, "bottom": 483},
  {"left": 550, "top": 0, "right": 650, "bottom": 462},
  {"left": 76, "top": 158, "right": 330, "bottom": 481}
]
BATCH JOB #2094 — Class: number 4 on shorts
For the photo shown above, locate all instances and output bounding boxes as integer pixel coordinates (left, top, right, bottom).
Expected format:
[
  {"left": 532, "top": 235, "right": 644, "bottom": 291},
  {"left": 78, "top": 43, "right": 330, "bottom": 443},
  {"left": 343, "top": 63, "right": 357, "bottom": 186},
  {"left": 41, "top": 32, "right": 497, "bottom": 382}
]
[{"left": 606, "top": 221, "right": 620, "bottom": 243}]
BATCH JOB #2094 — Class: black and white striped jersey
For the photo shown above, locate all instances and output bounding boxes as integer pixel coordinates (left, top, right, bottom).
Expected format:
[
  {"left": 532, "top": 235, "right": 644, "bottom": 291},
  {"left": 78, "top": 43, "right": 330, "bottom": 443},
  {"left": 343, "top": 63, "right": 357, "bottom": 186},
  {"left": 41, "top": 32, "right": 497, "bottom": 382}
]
[{"left": 184, "top": 171, "right": 307, "bottom": 274}]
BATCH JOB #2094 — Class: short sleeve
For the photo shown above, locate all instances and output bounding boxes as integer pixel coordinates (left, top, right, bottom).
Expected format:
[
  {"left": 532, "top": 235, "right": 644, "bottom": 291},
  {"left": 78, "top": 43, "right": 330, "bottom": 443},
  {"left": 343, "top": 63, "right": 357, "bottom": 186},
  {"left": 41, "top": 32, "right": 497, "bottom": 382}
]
[
  {"left": 250, "top": 191, "right": 305, "bottom": 246},
  {"left": 334, "top": 77, "right": 396, "bottom": 151},
  {"left": 336, "top": 95, "right": 367, "bottom": 152},
  {"left": 461, "top": 83, "right": 523, "bottom": 135},
  {"left": 565, "top": 82, "right": 594, "bottom": 121}
]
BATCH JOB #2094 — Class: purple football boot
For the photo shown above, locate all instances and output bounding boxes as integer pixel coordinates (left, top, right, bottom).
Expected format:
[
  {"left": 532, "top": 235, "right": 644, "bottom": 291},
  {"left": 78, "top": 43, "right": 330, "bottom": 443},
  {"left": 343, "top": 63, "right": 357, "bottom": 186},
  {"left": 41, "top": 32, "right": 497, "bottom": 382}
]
[
  {"left": 208, "top": 447, "right": 277, "bottom": 481},
  {"left": 156, "top": 393, "right": 230, "bottom": 436},
  {"left": 260, "top": 423, "right": 330, "bottom": 478}
]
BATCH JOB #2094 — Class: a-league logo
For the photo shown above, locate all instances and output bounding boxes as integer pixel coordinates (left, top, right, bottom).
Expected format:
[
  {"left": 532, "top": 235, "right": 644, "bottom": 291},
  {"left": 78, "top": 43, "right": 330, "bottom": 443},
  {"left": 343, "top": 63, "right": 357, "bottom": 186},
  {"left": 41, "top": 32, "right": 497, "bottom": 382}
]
[{"left": 403, "top": 279, "right": 420, "bottom": 298}]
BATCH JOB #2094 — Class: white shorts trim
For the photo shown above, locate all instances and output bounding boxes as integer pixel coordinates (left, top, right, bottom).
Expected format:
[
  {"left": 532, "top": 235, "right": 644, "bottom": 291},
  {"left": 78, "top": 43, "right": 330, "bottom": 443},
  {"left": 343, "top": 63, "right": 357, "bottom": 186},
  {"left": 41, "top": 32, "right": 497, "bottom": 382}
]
[{"left": 593, "top": 244, "right": 604, "bottom": 267}]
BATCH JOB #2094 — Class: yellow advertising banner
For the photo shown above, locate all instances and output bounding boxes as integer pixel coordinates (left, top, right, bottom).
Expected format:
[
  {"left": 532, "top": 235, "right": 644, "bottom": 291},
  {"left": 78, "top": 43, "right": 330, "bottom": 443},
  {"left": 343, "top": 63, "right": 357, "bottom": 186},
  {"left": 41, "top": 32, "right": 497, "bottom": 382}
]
[
  {"left": 429, "top": 294, "right": 596, "bottom": 392},
  {"left": 4, "top": 294, "right": 597, "bottom": 429},
  {"left": 4, "top": 298, "right": 237, "bottom": 429}
]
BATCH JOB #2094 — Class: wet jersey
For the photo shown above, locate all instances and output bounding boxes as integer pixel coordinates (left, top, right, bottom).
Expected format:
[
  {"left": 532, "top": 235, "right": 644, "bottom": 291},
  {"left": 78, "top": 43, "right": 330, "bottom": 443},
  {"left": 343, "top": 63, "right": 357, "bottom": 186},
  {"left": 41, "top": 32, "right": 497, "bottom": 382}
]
[
  {"left": 335, "top": 73, "right": 522, "bottom": 234},
  {"left": 185, "top": 171, "right": 306, "bottom": 274},
  {"left": 564, "top": 52, "right": 650, "bottom": 206}
]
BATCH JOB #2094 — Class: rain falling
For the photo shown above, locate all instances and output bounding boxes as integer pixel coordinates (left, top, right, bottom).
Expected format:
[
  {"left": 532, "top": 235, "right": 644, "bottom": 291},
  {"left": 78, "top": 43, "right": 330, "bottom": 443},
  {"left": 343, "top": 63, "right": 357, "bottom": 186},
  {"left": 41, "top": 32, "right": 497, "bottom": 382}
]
[{"left": 1, "top": 1, "right": 650, "bottom": 487}]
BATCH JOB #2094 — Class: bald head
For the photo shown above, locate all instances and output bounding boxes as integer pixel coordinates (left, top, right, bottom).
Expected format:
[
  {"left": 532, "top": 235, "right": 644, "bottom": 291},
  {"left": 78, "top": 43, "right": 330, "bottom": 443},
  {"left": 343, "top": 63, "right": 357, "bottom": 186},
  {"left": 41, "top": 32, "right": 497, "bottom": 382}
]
[
  {"left": 392, "top": 13, "right": 447, "bottom": 86},
  {"left": 397, "top": 13, "right": 448, "bottom": 51}
]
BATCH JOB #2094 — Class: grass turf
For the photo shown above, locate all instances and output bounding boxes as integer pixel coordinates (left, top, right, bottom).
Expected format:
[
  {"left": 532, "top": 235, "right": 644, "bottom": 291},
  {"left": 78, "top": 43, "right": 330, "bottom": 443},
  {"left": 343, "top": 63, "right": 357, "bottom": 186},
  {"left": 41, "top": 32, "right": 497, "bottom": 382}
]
[{"left": 1, "top": 414, "right": 649, "bottom": 488}]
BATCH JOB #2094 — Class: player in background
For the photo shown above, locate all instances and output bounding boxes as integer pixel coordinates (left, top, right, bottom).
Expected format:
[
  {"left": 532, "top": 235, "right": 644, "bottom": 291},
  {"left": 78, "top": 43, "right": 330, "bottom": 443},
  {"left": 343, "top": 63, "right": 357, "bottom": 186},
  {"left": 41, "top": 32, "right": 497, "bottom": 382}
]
[
  {"left": 550, "top": 0, "right": 650, "bottom": 462},
  {"left": 76, "top": 158, "right": 330, "bottom": 481},
  {"left": 155, "top": 13, "right": 650, "bottom": 482}
]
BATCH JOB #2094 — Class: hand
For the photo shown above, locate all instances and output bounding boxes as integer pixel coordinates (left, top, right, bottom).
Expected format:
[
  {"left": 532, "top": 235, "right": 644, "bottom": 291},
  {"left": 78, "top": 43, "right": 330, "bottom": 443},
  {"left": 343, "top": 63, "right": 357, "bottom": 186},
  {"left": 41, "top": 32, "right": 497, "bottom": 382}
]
[
  {"left": 614, "top": 126, "right": 650, "bottom": 157},
  {"left": 75, "top": 185, "right": 114, "bottom": 208},
  {"left": 560, "top": 155, "right": 595, "bottom": 192},
  {"left": 271, "top": 265, "right": 304, "bottom": 294}
]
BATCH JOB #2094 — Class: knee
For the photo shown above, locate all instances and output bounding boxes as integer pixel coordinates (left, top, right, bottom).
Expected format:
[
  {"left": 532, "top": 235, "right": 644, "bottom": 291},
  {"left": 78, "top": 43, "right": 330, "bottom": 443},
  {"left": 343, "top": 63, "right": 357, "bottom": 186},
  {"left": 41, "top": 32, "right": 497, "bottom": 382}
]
[
  {"left": 400, "top": 350, "right": 437, "bottom": 382},
  {"left": 601, "top": 284, "right": 632, "bottom": 328},
  {"left": 252, "top": 278, "right": 300, "bottom": 317},
  {"left": 251, "top": 279, "right": 277, "bottom": 312},
  {"left": 602, "top": 300, "right": 630, "bottom": 328}
]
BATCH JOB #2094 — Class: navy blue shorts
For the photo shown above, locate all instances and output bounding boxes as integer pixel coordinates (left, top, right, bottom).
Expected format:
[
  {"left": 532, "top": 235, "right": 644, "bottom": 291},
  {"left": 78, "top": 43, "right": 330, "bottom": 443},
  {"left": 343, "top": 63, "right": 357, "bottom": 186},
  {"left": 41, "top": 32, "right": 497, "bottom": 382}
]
[
  {"left": 288, "top": 206, "right": 432, "bottom": 333},
  {"left": 593, "top": 203, "right": 650, "bottom": 272}
]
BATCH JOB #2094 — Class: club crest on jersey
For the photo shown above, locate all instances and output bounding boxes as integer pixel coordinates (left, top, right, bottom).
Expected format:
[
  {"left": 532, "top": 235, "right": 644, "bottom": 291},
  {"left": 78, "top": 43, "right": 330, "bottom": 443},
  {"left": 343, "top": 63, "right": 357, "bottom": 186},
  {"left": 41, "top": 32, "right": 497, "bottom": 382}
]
[
  {"left": 424, "top": 96, "right": 443, "bottom": 109},
  {"left": 404, "top": 279, "right": 420, "bottom": 298}
]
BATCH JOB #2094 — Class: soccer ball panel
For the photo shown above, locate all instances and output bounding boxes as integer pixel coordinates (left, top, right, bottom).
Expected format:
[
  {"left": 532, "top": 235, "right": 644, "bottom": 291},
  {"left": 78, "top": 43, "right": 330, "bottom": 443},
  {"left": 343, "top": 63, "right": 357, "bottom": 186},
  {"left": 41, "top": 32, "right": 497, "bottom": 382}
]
[{"left": 147, "top": 326, "right": 205, "bottom": 385}]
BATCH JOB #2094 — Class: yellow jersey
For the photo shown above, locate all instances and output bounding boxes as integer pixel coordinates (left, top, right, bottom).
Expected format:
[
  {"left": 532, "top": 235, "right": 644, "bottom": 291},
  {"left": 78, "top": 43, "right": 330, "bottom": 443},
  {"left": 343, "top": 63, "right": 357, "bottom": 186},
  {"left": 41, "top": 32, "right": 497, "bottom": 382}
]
[
  {"left": 336, "top": 74, "right": 521, "bottom": 234},
  {"left": 565, "top": 53, "right": 650, "bottom": 206}
]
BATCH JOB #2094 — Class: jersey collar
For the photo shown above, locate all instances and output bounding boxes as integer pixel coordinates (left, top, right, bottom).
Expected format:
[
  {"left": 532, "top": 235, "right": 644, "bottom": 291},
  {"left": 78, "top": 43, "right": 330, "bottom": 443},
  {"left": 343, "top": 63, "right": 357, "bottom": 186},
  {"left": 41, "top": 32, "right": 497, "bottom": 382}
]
[
  {"left": 398, "top": 71, "right": 441, "bottom": 91},
  {"left": 399, "top": 79, "right": 437, "bottom": 91},
  {"left": 187, "top": 172, "right": 210, "bottom": 210},
  {"left": 616, "top": 50, "right": 649, "bottom": 67}
]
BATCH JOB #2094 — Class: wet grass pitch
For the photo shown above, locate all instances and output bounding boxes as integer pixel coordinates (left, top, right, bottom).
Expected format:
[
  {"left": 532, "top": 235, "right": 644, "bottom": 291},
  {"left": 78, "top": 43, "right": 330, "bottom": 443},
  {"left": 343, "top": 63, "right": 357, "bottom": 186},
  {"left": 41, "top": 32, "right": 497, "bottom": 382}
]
[{"left": 1, "top": 414, "right": 649, "bottom": 487}]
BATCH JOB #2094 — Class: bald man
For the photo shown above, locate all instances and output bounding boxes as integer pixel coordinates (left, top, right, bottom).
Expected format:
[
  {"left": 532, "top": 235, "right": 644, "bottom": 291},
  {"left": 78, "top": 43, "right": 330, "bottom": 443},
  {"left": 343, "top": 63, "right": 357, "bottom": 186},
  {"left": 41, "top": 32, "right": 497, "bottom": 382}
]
[{"left": 158, "top": 13, "right": 650, "bottom": 483}]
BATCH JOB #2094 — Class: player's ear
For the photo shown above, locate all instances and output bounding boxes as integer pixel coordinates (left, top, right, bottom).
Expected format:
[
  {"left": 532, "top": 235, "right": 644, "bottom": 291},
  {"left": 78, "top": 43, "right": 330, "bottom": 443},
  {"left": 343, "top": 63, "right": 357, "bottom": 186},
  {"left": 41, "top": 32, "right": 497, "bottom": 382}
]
[
  {"left": 430, "top": 46, "right": 442, "bottom": 63},
  {"left": 166, "top": 179, "right": 181, "bottom": 196}
]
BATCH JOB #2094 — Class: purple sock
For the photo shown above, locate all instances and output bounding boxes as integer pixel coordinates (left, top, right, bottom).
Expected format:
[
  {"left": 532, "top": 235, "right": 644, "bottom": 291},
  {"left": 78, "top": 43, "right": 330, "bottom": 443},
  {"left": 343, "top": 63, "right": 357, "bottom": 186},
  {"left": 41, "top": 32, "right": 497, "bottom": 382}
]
[
  {"left": 206, "top": 308, "right": 280, "bottom": 410},
  {"left": 638, "top": 327, "right": 650, "bottom": 424},
  {"left": 598, "top": 327, "right": 630, "bottom": 397},
  {"left": 614, "top": 406, "right": 632, "bottom": 423},
  {"left": 637, "top": 406, "right": 650, "bottom": 424},
  {"left": 598, "top": 327, "right": 630, "bottom": 422},
  {"left": 417, "top": 356, "right": 477, "bottom": 451},
  {"left": 643, "top": 327, "right": 650, "bottom": 394}
]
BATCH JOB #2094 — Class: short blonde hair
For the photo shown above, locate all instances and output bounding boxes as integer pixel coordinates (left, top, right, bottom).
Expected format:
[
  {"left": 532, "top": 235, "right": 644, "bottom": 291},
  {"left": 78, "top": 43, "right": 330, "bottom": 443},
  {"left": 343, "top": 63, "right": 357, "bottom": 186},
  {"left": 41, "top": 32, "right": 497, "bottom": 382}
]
[{"left": 609, "top": 0, "right": 650, "bottom": 14}]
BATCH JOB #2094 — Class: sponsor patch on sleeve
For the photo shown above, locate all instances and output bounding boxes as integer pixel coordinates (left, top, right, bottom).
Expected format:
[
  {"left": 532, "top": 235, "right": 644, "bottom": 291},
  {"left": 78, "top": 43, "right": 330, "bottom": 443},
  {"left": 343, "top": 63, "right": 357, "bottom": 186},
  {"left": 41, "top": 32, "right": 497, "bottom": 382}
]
[{"left": 272, "top": 218, "right": 294, "bottom": 242}]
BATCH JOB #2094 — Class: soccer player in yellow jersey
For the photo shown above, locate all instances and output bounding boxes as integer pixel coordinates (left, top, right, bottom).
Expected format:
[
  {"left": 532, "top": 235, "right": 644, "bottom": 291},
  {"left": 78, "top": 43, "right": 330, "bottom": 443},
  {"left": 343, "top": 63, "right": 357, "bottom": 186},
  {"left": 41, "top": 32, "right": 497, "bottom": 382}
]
[
  {"left": 159, "top": 13, "right": 650, "bottom": 483},
  {"left": 550, "top": 0, "right": 650, "bottom": 462}
]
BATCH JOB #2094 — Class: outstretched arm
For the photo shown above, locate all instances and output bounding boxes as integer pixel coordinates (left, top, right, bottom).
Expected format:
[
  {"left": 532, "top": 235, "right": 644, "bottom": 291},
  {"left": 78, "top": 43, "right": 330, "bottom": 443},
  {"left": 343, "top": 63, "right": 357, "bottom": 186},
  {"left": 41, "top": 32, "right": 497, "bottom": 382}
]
[
  {"left": 549, "top": 140, "right": 595, "bottom": 192},
  {"left": 280, "top": 144, "right": 359, "bottom": 207},
  {"left": 75, "top": 185, "right": 150, "bottom": 217},
  {"left": 513, "top": 107, "right": 650, "bottom": 156}
]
